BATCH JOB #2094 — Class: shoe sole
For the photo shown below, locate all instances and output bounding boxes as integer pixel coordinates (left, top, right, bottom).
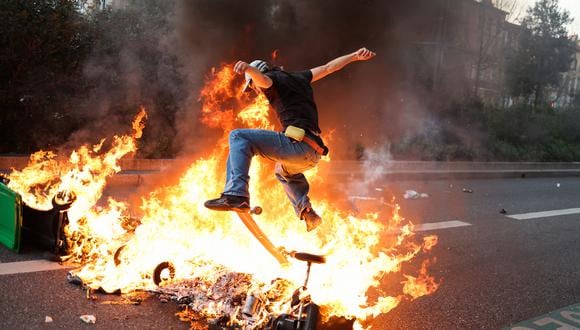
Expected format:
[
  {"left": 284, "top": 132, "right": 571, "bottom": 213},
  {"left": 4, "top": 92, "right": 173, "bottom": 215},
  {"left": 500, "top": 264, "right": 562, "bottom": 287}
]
[{"left": 204, "top": 204, "right": 250, "bottom": 213}]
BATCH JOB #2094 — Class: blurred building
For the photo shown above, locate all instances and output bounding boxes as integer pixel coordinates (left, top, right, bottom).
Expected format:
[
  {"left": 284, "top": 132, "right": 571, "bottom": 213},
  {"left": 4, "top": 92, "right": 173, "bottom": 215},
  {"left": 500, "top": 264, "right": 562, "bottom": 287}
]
[
  {"left": 87, "top": 0, "right": 128, "bottom": 10},
  {"left": 555, "top": 37, "right": 580, "bottom": 108},
  {"left": 405, "top": 0, "right": 521, "bottom": 106},
  {"left": 110, "top": 0, "right": 128, "bottom": 10}
]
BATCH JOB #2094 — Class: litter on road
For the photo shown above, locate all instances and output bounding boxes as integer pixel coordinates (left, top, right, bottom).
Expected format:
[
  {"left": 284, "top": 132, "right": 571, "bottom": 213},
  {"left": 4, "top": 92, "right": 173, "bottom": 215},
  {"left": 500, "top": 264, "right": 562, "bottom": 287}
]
[
  {"left": 403, "top": 190, "right": 430, "bottom": 199},
  {"left": 80, "top": 315, "right": 96, "bottom": 324},
  {"left": 45, "top": 316, "right": 53, "bottom": 323}
]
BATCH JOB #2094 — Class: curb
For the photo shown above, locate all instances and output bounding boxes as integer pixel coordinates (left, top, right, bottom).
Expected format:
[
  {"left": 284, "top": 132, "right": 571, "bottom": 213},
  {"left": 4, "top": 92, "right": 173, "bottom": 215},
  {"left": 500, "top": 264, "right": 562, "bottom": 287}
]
[{"left": 3, "top": 157, "right": 580, "bottom": 186}]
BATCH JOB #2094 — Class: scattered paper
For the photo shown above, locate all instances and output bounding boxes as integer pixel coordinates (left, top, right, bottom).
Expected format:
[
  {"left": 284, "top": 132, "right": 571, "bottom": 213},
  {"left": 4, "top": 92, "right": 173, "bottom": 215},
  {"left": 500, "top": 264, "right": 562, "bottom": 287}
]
[
  {"left": 80, "top": 315, "right": 96, "bottom": 324},
  {"left": 403, "top": 190, "right": 430, "bottom": 200}
]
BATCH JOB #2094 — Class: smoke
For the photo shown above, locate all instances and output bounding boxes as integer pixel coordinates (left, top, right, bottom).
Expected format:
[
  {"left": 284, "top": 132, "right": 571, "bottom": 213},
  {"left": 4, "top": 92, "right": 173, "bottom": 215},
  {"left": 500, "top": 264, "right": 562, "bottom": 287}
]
[
  {"left": 170, "top": 0, "right": 431, "bottom": 158},
  {"left": 63, "top": 1, "right": 185, "bottom": 156},
  {"left": 68, "top": 0, "right": 475, "bottom": 160}
]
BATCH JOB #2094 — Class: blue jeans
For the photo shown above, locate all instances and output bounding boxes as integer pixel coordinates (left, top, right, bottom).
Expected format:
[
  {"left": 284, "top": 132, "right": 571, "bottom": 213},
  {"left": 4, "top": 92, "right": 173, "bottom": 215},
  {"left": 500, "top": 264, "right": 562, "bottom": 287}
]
[{"left": 223, "top": 129, "right": 321, "bottom": 216}]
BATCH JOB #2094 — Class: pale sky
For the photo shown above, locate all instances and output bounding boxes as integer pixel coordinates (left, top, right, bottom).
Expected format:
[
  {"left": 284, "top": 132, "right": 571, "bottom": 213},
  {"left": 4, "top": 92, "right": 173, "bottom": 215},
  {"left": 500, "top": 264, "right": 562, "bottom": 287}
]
[{"left": 515, "top": 0, "right": 580, "bottom": 34}]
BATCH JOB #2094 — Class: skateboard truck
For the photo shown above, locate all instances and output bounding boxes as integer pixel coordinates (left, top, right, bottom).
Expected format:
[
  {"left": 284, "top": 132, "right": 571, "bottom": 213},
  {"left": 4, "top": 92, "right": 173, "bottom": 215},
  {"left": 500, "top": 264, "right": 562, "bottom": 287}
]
[{"left": 250, "top": 206, "right": 262, "bottom": 215}]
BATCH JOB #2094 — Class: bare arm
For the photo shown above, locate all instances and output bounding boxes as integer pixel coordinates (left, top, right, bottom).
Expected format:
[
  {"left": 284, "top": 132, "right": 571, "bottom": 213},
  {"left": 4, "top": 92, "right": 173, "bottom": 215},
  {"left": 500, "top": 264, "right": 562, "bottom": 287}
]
[
  {"left": 310, "top": 47, "right": 376, "bottom": 83},
  {"left": 234, "top": 61, "right": 273, "bottom": 89}
]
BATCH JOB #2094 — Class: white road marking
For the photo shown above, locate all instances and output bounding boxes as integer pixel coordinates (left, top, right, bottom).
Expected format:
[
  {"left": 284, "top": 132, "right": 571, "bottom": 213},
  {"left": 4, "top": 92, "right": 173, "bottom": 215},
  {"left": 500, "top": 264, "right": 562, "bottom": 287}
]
[
  {"left": 386, "top": 220, "right": 472, "bottom": 235},
  {"left": 0, "top": 260, "right": 73, "bottom": 276},
  {"left": 413, "top": 220, "right": 472, "bottom": 232},
  {"left": 506, "top": 208, "right": 580, "bottom": 220}
]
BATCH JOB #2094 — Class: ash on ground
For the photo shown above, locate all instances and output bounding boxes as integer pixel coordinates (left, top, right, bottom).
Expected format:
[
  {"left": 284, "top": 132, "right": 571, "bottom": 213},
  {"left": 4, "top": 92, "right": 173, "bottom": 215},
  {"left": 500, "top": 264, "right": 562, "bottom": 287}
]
[{"left": 157, "top": 268, "right": 294, "bottom": 329}]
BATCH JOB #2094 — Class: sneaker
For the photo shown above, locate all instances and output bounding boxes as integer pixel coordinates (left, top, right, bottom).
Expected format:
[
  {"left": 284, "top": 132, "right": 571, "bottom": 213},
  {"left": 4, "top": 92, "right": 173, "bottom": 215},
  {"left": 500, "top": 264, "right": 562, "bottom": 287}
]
[
  {"left": 300, "top": 207, "right": 322, "bottom": 232},
  {"left": 204, "top": 194, "right": 250, "bottom": 212}
]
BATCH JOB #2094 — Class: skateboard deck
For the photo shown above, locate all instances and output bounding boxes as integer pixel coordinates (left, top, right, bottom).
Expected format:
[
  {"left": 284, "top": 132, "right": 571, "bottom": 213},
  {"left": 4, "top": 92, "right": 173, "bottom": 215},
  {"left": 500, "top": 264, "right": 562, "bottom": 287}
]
[{"left": 235, "top": 210, "right": 289, "bottom": 266}]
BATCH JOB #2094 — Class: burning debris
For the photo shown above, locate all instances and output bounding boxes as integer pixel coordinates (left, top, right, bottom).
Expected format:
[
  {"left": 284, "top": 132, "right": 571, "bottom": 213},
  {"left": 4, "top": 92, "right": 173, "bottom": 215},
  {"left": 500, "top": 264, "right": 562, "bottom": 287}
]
[
  {"left": 157, "top": 252, "right": 327, "bottom": 329},
  {"left": 2, "top": 66, "right": 440, "bottom": 329},
  {"left": 159, "top": 270, "right": 278, "bottom": 328}
]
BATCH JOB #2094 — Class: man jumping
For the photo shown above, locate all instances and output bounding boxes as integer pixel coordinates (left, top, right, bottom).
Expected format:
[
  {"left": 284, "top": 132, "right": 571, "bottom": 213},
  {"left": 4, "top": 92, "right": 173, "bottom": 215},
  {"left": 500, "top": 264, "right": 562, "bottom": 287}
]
[{"left": 204, "top": 48, "right": 376, "bottom": 232}]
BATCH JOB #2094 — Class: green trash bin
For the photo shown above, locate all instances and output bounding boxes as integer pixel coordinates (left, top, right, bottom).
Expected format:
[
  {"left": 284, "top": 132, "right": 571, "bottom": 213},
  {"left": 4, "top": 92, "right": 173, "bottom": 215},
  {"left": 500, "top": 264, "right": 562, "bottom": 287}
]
[{"left": 0, "top": 182, "right": 23, "bottom": 252}]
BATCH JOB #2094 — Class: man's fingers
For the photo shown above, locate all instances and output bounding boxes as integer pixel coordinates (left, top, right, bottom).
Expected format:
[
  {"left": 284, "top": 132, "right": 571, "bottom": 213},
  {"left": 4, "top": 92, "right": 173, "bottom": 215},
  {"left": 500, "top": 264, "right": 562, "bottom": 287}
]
[
  {"left": 234, "top": 61, "right": 248, "bottom": 74},
  {"left": 234, "top": 63, "right": 243, "bottom": 74},
  {"left": 356, "top": 48, "right": 376, "bottom": 60}
]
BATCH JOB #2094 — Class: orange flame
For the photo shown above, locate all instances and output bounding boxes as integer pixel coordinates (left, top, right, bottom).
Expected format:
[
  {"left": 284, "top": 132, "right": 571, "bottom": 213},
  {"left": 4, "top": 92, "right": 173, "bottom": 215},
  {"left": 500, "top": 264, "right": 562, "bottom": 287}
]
[
  {"left": 7, "top": 64, "right": 439, "bottom": 329},
  {"left": 7, "top": 109, "right": 147, "bottom": 262},
  {"left": 402, "top": 259, "right": 440, "bottom": 299},
  {"left": 132, "top": 107, "right": 147, "bottom": 139}
]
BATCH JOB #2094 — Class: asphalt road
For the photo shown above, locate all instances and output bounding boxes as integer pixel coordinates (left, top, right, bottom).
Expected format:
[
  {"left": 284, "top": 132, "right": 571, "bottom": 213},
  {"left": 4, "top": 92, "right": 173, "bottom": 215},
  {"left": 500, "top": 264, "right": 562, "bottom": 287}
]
[{"left": 1, "top": 176, "right": 579, "bottom": 329}]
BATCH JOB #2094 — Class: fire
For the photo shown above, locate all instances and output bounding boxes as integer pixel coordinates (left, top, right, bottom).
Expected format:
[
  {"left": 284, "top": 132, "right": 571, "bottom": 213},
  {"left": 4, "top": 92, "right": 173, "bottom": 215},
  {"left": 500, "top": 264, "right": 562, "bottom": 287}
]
[
  {"left": 7, "top": 107, "right": 147, "bottom": 262},
  {"left": 7, "top": 65, "right": 439, "bottom": 328},
  {"left": 402, "top": 259, "right": 440, "bottom": 299}
]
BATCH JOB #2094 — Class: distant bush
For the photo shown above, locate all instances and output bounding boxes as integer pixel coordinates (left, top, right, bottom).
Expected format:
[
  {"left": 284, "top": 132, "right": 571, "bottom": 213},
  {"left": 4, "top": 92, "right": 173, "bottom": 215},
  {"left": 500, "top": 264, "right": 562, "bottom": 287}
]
[{"left": 392, "top": 102, "right": 580, "bottom": 162}]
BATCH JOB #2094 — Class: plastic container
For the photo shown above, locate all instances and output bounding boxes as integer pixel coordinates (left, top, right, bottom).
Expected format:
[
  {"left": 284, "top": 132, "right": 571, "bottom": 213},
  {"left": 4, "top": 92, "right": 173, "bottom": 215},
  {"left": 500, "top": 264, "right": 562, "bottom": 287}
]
[{"left": 0, "top": 183, "right": 22, "bottom": 252}]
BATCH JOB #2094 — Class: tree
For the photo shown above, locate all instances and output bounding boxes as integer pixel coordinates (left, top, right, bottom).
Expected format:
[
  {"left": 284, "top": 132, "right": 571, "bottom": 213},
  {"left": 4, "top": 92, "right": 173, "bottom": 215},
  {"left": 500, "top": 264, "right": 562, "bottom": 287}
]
[
  {"left": 0, "top": 0, "right": 92, "bottom": 153},
  {"left": 506, "top": 0, "right": 575, "bottom": 107},
  {"left": 472, "top": 0, "right": 520, "bottom": 100}
]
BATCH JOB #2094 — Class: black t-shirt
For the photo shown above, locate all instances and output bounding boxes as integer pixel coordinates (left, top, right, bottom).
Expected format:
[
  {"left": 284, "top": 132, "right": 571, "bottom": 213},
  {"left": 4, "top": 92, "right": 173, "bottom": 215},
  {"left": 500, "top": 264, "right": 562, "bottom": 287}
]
[{"left": 263, "top": 70, "right": 321, "bottom": 134}]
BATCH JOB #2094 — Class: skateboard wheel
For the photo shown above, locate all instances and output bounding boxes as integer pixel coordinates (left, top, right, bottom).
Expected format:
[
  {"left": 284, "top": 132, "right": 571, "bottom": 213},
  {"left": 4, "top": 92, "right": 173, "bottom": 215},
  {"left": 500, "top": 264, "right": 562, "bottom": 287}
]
[{"left": 251, "top": 206, "right": 263, "bottom": 215}]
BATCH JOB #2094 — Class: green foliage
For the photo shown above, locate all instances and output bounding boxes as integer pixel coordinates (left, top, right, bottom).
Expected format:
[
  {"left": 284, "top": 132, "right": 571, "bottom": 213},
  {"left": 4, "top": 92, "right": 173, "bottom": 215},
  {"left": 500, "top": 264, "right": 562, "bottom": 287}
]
[
  {"left": 0, "top": 0, "right": 182, "bottom": 157},
  {"left": 506, "top": 0, "right": 575, "bottom": 105},
  {"left": 393, "top": 102, "right": 580, "bottom": 161},
  {"left": 0, "top": 0, "right": 91, "bottom": 153}
]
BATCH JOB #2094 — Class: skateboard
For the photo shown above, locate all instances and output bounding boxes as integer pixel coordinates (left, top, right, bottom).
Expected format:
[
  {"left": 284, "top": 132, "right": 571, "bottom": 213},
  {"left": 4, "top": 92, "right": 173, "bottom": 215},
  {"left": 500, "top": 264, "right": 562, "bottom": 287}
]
[{"left": 235, "top": 207, "right": 289, "bottom": 266}]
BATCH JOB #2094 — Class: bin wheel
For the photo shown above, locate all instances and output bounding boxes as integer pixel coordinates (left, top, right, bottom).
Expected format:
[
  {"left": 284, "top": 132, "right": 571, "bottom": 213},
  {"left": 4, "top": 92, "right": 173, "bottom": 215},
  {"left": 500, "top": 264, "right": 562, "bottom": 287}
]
[
  {"left": 52, "top": 191, "right": 76, "bottom": 210},
  {"left": 153, "top": 261, "right": 175, "bottom": 286},
  {"left": 113, "top": 245, "right": 126, "bottom": 266}
]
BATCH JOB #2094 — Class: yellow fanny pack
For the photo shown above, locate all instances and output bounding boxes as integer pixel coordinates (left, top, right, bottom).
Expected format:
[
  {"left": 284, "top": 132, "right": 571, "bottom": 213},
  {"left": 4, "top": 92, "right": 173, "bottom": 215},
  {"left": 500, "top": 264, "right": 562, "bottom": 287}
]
[
  {"left": 284, "top": 125, "right": 305, "bottom": 141},
  {"left": 285, "top": 125, "right": 328, "bottom": 155}
]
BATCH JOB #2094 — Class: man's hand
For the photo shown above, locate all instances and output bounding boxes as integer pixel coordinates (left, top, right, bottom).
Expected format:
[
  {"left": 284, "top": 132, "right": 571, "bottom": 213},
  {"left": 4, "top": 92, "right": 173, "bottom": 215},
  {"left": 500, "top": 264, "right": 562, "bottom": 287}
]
[
  {"left": 353, "top": 48, "right": 376, "bottom": 61},
  {"left": 234, "top": 60, "right": 273, "bottom": 89},
  {"left": 234, "top": 61, "right": 249, "bottom": 75}
]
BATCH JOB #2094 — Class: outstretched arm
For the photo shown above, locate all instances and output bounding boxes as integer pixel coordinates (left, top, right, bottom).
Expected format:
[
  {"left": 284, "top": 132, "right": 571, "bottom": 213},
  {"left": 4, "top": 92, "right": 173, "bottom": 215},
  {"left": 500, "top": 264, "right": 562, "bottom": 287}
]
[
  {"left": 234, "top": 61, "right": 273, "bottom": 89},
  {"left": 310, "top": 48, "right": 376, "bottom": 83}
]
